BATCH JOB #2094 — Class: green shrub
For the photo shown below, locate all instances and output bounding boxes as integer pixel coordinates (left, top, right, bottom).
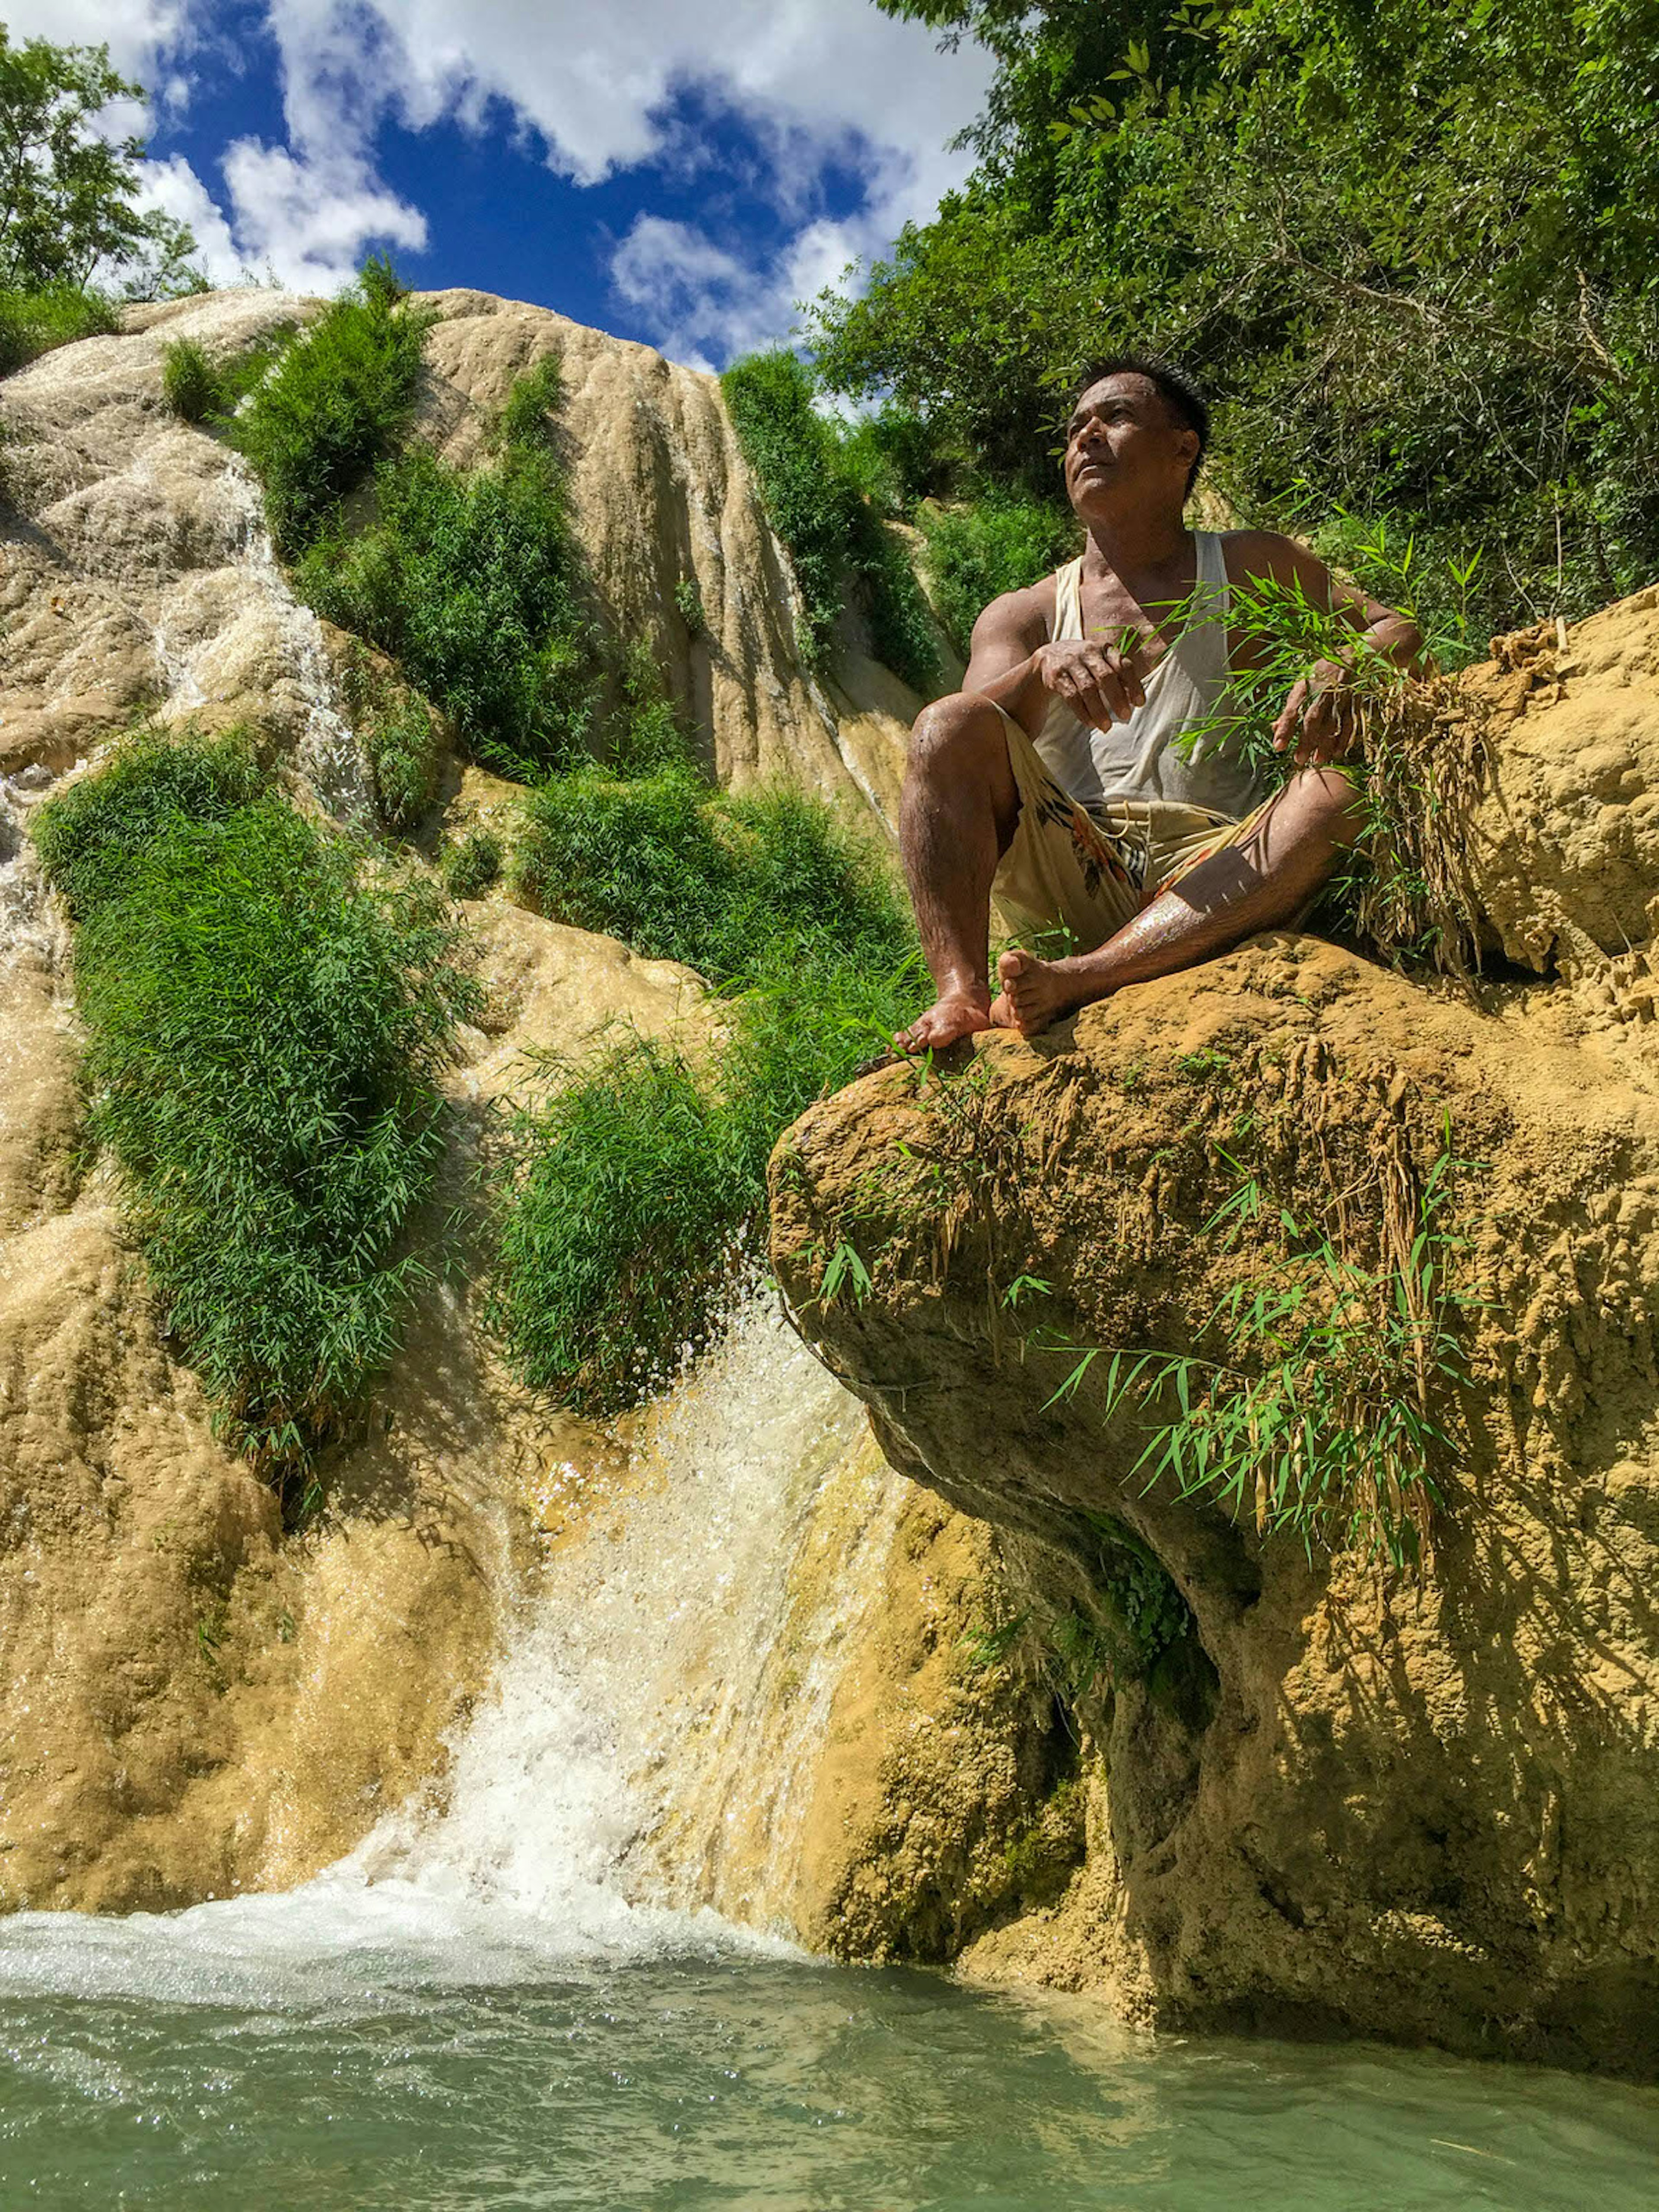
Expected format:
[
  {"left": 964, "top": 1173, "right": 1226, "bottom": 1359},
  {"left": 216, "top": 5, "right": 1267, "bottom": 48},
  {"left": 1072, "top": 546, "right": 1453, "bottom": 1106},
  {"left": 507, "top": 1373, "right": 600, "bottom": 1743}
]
[
  {"left": 32, "top": 731, "right": 476, "bottom": 1475},
  {"left": 489, "top": 1039, "right": 747, "bottom": 1408},
  {"left": 610, "top": 639, "right": 690, "bottom": 775},
  {"left": 721, "top": 349, "right": 940, "bottom": 696},
  {"left": 920, "top": 495, "right": 1079, "bottom": 658},
  {"left": 0, "top": 283, "right": 117, "bottom": 376},
  {"left": 492, "top": 772, "right": 918, "bottom": 1408},
  {"left": 235, "top": 270, "right": 432, "bottom": 557},
  {"left": 31, "top": 723, "right": 266, "bottom": 919},
  {"left": 159, "top": 328, "right": 292, "bottom": 428},
  {"left": 161, "top": 336, "right": 217, "bottom": 422},
  {"left": 673, "top": 575, "right": 705, "bottom": 635},
  {"left": 296, "top": 365, "right": 598, "bottom": 777},
  {"left": 442, "top": 826, "right": 502, "bottom": 899}
]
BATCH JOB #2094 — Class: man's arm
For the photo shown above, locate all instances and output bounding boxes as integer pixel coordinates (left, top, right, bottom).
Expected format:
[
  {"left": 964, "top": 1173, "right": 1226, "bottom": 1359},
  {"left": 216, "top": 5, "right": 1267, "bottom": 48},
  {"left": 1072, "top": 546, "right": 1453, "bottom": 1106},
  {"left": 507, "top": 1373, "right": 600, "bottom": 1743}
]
[
  {"left": 1224, "top": 531, "right": 1427, "bottom": 765},
  {"left": 962, "top": 585, "right": 1145, "bottom": 739}
]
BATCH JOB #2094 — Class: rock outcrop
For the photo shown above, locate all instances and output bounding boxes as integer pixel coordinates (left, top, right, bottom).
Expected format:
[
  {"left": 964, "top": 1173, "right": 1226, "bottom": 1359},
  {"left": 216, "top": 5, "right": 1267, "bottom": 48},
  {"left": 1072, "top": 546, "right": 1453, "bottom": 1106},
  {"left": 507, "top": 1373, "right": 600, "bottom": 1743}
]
[{"left": 772, "top": 906, "right": 1659, "bottom": 2075}]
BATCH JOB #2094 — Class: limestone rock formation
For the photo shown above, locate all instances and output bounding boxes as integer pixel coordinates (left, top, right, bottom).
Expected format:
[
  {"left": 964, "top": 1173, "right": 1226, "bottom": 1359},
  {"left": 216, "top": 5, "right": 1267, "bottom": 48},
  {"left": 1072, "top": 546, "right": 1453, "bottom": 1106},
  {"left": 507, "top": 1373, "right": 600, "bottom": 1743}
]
[
  {"left": 772, "top": 928, "right": 1659, "bottom": 2075},
  {"left": 0, "top": 286, "right": 904, "bottom": 1910}
]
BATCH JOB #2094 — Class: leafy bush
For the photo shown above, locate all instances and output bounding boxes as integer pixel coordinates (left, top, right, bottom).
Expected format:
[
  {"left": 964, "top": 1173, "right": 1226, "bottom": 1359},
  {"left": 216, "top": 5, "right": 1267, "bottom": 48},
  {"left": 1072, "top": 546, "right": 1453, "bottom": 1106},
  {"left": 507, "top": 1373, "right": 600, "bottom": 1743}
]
[
  {"left": 235, "top": 271, "right": 432, "bottom": 557},
  {"left": 814, "top": 0, "right": 1659, "bottom": 639},
  {"left": 721, "top": 349, "right": 940, "bottom": 695},
  {"left": 492, "top": 772, "right": 919, "bottom": 1409},
  {"left": 361, "top": 689, "right": 442, "bottom": 832},
  {"left": 0, "top": 282, "right": 116, "bottom": 376},
  {"left": 33, "top": 731, "right": 475, "bottom": 1476},
  {"left": 337, "top": 646, "right": 444, "bottom": 834},
  {"left": 160, "top": 327, "right": 292, "bottom": 427},
  {"left": 920, "top": 494, "right": 1079, "bottom": 657},
  {"left": 442, "top": 826, "right": 502, "bottom": 899},
  {"left": 31, "top": 723, "right": 266, "bottom": 918},
  {"left": 160, "top": 336, "right": 217, "bottom": 422},
  {"left": 295, "top": 354, "right": 599, "bottom": 777}
]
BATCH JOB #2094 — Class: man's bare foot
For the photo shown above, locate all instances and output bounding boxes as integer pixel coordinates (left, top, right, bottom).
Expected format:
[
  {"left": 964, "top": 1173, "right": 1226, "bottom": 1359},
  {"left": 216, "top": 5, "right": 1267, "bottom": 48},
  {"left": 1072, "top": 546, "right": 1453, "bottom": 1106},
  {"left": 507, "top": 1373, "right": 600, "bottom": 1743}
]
[
  {"left": 894, "top": 989, "right": 993, "bottom": 1054},
  {"left": 992, "top": 948, "right": 1109, "bottom": 1037}
]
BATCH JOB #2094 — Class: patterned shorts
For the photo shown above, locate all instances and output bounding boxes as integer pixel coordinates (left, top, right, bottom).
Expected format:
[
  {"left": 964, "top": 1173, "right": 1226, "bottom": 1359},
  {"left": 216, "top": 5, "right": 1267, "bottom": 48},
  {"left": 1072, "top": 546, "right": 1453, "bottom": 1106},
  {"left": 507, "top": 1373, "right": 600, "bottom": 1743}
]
[{"left": 990, "top": 710, "right": 1274, "bottom": 955}]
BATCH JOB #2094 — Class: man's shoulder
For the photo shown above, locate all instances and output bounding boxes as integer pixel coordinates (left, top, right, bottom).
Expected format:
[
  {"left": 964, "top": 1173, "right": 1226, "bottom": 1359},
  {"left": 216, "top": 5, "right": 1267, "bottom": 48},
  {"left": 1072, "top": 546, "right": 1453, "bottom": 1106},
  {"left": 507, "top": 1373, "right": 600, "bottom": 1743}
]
[
  {"left": 1217, "top": 528, "right": 1328, "bottom": 589},
  {"left": 973, "top": 572, "right": 1058, "bottom": 646}
]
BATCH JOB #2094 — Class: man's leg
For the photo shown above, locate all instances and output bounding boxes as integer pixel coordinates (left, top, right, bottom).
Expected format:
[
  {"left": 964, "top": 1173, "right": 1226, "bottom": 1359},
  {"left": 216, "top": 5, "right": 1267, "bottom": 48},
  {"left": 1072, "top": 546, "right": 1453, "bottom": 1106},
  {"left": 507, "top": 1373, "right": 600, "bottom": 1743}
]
[
  {"left": 993, "top": 765, "right": 1362, "bottom": 1036},
  {"left": 893, "top": 693, "right": 1020, "bottom": 1053}
]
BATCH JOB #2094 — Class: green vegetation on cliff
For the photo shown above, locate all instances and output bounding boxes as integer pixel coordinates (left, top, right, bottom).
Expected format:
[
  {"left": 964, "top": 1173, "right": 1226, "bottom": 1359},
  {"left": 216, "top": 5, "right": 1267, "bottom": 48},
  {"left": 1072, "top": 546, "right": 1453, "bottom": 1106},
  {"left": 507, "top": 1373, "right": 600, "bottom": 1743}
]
[
  {"left": 33, "top": 729, "right": 476, "bottom": 1480},
  {"left": 235, "top": 259, "right": 433, "bottom": 559},
  {"left": 813, "top": 0, "right": 1659, "bottom": 639},
  {"left": 295, "top": 352, "right": 601, "bottom": 777},
  {"left": 721, "top": 349, "right": 940, "bottom": 694},
  {"left": 493, "top": 770, "right": 918, "bottom": 1411}
]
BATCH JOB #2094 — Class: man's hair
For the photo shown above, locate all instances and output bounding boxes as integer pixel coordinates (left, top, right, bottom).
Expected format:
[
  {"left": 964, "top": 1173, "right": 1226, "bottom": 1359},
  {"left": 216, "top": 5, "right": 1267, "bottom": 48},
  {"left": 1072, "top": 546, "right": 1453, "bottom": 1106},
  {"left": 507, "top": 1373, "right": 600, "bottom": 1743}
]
[{"left": 1068, "top": 354, "right": 1210, "bottom": 496}]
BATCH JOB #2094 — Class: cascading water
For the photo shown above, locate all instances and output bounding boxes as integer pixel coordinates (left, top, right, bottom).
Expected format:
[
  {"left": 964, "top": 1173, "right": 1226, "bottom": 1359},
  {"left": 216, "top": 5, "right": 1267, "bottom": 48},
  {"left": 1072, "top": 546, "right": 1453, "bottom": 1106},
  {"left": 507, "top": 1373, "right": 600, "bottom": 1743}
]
[{"left": 0, "top": 1291, "right": 902, "bottom": 2005}]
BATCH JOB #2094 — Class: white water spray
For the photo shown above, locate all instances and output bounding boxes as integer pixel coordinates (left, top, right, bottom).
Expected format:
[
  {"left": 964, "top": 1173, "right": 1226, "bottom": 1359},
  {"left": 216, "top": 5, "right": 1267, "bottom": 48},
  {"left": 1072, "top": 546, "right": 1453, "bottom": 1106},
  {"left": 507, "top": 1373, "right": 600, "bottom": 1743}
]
[{"left": 0, "top": 1294, "right": 903, "bottom": 2004}]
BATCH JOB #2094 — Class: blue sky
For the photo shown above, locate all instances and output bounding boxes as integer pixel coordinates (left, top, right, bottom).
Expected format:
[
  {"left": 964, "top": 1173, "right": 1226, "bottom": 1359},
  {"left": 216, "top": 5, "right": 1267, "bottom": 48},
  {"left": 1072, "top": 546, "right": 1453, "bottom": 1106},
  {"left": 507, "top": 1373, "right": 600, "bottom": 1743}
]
[{"left": 13, "top": 0, "right": 992, "bottom": 369}]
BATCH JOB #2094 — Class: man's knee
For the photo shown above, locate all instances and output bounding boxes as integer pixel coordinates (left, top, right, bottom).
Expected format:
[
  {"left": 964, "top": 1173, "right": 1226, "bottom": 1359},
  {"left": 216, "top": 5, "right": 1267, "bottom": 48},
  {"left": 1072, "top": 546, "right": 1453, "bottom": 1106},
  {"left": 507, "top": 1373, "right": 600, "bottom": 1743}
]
[
  {"left": 1281, "top": 763, "right": 1367, "bottom": 842},
  {"left": 909, "top": 690, "right": 1008, "bottom": 771}
]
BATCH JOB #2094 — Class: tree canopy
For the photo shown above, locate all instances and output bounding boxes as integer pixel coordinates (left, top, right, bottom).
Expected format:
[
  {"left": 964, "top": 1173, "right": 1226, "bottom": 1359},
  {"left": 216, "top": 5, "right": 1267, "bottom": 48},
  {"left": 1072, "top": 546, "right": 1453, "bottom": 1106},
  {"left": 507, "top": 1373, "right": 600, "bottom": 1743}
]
[
  {"left": 811, "top": 0, "right": 1659, "bottom": 632},
  {"left": 0, "top": 27, "right": 199, "bottom": 298}
]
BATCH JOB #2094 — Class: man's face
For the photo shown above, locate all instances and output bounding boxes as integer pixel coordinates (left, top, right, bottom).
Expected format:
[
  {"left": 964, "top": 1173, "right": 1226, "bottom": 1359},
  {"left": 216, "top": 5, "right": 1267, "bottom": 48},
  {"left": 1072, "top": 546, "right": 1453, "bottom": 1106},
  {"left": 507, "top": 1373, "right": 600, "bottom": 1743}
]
[{"left": 1062, "top": 373, "right": 1195, "bottom": 520}]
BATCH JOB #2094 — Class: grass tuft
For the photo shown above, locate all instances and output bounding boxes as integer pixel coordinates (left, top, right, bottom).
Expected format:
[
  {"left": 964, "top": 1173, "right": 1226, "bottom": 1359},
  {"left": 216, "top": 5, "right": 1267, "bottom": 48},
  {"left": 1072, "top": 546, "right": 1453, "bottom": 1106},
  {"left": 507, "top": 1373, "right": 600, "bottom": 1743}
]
[
  {"left": 0, "top": 283, "right": 117, "bottom": 377},
  {"left": 234, "top": 270, "right": 432, "bottom": 558},
  {"left": 442, "top": 826, "right": 502, "bottom": 899},
  {"left": 1089, "top": 1140, "right": 1479, "bottom": 1565},
  {"left": 31, "top": 723, "right": 266, "bottom": 919},
  {"left": 491, "top": 772, "right": 919, "bottom": 1411},
  {"left": 33, "top": 729, "right": 476, "bottom": 1478}
]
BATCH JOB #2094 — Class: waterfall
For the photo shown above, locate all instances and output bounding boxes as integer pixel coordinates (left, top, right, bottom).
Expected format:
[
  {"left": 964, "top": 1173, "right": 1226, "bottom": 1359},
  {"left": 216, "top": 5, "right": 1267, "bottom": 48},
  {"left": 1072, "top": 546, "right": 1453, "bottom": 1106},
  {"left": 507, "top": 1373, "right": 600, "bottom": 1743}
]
[{"left": 0, "top": 1292, "right": 906, "bottom": 2000}]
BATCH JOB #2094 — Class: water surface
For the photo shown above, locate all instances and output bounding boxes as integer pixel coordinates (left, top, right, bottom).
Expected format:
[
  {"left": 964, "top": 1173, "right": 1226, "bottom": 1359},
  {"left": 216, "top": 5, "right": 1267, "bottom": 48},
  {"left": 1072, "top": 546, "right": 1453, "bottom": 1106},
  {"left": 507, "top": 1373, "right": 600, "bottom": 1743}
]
[{"left": 3, "top": 1913, "right": 1656, "bottom": 2212}]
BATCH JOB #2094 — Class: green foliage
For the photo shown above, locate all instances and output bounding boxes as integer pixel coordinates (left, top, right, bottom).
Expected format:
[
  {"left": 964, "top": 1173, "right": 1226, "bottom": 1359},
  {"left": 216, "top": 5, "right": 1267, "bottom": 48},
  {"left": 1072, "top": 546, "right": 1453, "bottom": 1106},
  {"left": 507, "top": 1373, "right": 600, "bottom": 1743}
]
[
  {"left": 489, "top": 1039, "right": 750, "bottom": 1410},
  {"left": 721, "top": 349, "right": 940, "bottom": 695},
  {"left": 673, "top": 575, "right": 705, "bottom": 634},
  {"left": 32, "top": 731, "right": 476, "bottom": 1477},
  {"left": 0, "top": 280, "right": 116, "bottom": 376},
  {"left": 0, "top": 29, "right": 199, "bottom": 298},
  {"left": 610, "top": 639, "right": 690, "bottom": 775},
  {"left": 492, "top": 774, "right": 919, "bottom": 1410},
  {"left": 159, "top": 328, "right": 293, "bottom": 427},
  {"left": 1091, "top": 1141, "right": 1479, "bottom": 1563},
  {"left": 337, "top": 642, "right": 443, "bottom": 834},
  {"left": 362, "top": 690, "right": 442, "bottom": 833},
  {"left": 821, "top": 0, "right": 1659, "bottom": 637},
  {"left": 442, "top": 826, "right": 503, "bottom": 899},
  {"left": 235, "top": 273, "right": 433, "bottom": 558},
  {"left": 919, "top": 493, "right": 1078, "bottom": 655},
  {"left": 31, "top": 723, "right": 266, "bottom": 919},
  {"left": 294, "top": 355, "right": 599, "bottom": 776},
  {"left": 161, "top": 337, "right": 217, "bottom": 423}
]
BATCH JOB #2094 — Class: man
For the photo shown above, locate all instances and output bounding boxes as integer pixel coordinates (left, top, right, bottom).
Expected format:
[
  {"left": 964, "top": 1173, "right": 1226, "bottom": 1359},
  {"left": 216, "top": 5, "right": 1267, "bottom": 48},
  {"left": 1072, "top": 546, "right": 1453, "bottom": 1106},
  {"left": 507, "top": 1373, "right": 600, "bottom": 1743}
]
[{"left": 894, "top": 356, "right": 1424, "bottom": 1051}]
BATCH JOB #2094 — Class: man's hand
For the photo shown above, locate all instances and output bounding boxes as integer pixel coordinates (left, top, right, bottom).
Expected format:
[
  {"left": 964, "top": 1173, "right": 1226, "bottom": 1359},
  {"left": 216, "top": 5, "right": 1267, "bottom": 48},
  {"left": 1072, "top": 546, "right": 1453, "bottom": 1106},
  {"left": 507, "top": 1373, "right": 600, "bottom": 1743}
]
[
  {"left": 1033, "top": 635, "right": 1146, "bottom": 732},
  {"left": 1272, "top": 657, "right": 1358, "bottom": 766}
]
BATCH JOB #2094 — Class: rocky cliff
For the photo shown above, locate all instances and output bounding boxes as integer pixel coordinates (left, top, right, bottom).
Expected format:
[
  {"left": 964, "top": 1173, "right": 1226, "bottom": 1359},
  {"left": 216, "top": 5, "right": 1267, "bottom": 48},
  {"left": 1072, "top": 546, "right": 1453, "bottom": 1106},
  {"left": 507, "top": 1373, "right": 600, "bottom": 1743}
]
[
  {"left": 772, "top": 588, "right": 1659, "bottom": 2076},
  {"left": 0, "top": 285, "right": 947, "bottom": 1912}
]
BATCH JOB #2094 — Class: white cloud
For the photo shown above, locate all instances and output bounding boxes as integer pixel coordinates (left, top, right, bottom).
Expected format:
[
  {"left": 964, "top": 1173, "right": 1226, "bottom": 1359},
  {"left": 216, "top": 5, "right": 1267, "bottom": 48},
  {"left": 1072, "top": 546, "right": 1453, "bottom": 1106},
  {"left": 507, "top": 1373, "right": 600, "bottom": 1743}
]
[
  {"left": 219, "top": 141, "right": 427, "bottom": 291},
  {"left": 2, "top": 0, "right": 991, "bottom": 345}
]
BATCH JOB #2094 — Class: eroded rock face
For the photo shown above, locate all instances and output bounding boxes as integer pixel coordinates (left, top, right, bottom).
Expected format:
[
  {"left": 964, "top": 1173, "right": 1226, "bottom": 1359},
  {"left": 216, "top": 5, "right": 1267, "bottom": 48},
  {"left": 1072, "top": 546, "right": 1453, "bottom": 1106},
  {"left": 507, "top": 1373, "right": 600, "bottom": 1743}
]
[
  {"left": 772, "top": 935, "right": 1659, "bottom": 2073},
  {"left": 0, "top": 286, "right": 908, "bottom": 1910},
  {"left": 0, "top": 775, "right": 712, "bottom": 1909}
]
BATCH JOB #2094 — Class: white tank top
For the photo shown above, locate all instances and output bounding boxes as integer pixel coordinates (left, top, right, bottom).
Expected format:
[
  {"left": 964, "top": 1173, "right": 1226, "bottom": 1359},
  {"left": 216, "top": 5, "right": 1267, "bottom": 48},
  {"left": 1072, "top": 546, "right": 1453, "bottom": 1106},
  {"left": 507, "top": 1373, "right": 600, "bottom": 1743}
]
[{"left": 1034, "top": 531, "right": 1263, "bottom": 817}]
